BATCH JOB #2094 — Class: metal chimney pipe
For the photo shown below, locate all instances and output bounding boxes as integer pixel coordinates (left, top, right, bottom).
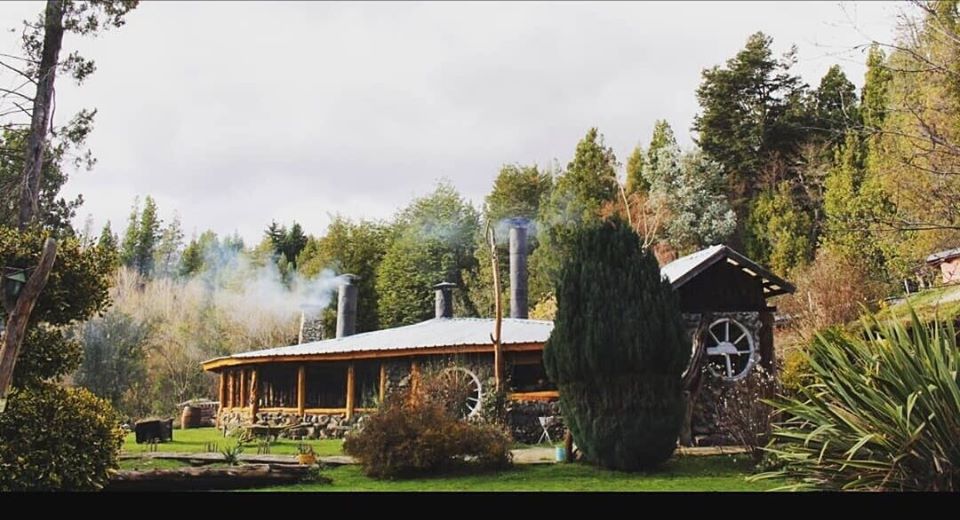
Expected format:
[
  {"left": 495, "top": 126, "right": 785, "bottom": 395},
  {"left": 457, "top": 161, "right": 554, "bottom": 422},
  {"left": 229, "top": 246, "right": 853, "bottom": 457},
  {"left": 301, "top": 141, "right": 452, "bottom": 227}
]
[
  {"left": 336, "top": 274, "right": 359, "bottom": 338},
  {"left": 508, "top": 218, "right": 529, "bottom": 319},
  {"left": 434, "top": 282, "right": 456, "bottom": 319}
]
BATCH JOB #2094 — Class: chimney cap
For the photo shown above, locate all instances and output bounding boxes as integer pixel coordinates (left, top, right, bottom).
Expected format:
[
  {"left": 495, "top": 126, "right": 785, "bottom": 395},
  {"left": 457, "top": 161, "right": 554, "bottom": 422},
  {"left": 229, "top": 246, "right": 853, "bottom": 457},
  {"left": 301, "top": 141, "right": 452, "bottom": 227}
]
[
  {"left": 339, "top": 273, "right": 360, "bottom": 284},
  {"left": 433, "top": 281, "right": 457, "bottom": 290}
]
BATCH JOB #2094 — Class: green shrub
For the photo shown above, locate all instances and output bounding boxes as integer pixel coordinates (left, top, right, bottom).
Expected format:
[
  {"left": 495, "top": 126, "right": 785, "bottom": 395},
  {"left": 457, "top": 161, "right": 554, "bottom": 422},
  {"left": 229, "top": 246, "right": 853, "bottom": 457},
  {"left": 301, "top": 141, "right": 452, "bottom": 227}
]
[
  {"left": 759, "top": 309, "right": 960, "bottom": 491},
  {"left": 0, "top": 384, "right": 124, "bottom": 491},
  {"left": 543, "top": 218, "right": 689, "bottom": 471},
  {"left": 343, "top": 371, "right": 512, "bottom": 479}
]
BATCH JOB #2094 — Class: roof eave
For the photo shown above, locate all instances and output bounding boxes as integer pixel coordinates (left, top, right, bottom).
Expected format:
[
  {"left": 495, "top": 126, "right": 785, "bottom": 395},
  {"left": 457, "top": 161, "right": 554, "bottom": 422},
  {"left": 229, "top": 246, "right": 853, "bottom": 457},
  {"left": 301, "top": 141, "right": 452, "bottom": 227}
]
[{"left": 670, "top": 245, "right": 795, "bottom": 297}]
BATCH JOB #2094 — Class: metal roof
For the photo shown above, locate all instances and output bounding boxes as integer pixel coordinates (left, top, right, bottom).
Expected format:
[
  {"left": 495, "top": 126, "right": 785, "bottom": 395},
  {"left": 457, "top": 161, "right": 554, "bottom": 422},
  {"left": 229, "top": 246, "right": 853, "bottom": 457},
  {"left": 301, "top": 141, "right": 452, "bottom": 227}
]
[
  {"left": 660, "top": 244, "right": 794, "bottom": 297},
  {"left": 926, "top": 247, "right": 960, "bottom": 265},
  {"left": 203, "top": 245, "right": 792, "bottom": 368},
  {"left": 224, "top": 317, "right": 553, "bottom": 361},
  {"left": 661, "top": 245, "right": 726, "bottom": 285}
]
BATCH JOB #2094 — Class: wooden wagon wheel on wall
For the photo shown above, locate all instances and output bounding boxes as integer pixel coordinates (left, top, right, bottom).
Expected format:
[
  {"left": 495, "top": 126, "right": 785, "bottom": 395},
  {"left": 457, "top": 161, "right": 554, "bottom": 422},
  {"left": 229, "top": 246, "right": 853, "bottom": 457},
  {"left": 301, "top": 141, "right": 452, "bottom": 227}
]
[
  {"left": 440, "top": 367, "right": 483, "bottom": 418},
  {"left": 705, "top": 318, "right": 757, "bottom": 381}
]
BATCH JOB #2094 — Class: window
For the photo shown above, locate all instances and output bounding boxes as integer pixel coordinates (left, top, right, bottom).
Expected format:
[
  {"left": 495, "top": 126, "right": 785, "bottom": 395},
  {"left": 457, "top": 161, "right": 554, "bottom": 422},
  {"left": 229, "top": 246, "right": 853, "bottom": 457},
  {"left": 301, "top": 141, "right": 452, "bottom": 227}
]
[
  {"left": 508, "top": 353, "right": 556, "bottom": 393},
  {"left": 260, "top": 365, "right": 298, "bottom": 408},
  {"left": 354, "top": 361, "right": 381, "bottom": 409},
  {"left": 305, "top": 363, "right": 347, "bottom": 408}
]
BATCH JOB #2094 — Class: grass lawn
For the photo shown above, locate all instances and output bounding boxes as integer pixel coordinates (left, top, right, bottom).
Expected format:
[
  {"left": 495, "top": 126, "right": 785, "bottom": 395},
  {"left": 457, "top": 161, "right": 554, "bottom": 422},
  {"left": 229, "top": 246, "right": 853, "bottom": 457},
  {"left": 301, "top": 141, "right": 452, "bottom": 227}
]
[
  {"left": 873, "top": 284, "right": 960, "bottom": 325},
  {"left": 121, "top": 427, "right": 344, "bottom": 457},
  {"left": 258, "top": 456, "right": 781, "bottom": 492}
]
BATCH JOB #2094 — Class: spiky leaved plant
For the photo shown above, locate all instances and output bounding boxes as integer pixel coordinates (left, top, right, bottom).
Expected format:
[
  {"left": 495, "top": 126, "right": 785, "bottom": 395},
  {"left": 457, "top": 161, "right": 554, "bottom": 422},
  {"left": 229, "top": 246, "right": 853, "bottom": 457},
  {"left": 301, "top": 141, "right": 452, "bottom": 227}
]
[
  {"left": 543, "top": 218, "right": 688, "bottom": 471},
  {"left": 757, "top": 308, "right": 960, "bottom": 491}
]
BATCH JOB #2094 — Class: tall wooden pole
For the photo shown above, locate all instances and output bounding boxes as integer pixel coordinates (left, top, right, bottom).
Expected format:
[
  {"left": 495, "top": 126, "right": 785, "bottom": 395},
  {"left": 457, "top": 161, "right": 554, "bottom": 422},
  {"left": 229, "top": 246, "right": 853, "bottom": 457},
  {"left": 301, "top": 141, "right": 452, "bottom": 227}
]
[
  {"left": 297, "top": 365, "right": 306, "bottom": 417},
  {"left": 487, "top": 224, "right": 504, "bottom": 391}
]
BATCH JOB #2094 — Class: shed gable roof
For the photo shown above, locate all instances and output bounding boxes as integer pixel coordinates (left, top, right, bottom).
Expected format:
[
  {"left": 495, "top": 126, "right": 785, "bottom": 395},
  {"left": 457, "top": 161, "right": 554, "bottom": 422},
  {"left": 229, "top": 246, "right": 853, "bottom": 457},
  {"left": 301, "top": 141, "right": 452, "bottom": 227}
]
[{"left": 661, "top": 244, "right": 794, "bottom": 298}]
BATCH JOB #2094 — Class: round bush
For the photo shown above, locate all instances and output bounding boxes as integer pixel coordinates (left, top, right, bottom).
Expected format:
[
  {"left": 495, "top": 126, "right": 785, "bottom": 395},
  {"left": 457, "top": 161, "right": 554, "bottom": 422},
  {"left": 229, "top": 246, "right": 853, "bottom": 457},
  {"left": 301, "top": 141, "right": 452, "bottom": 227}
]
[{"left": 0, "top": 384, "right": 124, "bottom": 491}]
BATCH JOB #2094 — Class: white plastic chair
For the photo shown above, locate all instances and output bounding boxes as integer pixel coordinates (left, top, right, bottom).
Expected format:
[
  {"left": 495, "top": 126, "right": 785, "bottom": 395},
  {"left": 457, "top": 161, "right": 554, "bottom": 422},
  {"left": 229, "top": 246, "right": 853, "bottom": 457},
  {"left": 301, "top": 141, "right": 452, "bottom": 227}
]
[{"left": 537, "top": 416, "right": 556, "bottom": 444}]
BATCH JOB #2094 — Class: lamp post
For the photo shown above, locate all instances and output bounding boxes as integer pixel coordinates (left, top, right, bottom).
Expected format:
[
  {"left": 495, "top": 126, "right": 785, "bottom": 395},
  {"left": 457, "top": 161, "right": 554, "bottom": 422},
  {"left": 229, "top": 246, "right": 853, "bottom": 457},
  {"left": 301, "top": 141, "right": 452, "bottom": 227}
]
[{"left": 1, "top": 267, "right": 30, "bottom": 314}]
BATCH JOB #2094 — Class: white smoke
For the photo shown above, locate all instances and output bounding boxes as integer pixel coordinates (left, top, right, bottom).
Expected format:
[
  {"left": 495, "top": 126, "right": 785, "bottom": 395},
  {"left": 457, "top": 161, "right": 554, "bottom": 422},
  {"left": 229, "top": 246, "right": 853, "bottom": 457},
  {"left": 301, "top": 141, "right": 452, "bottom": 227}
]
[{"left": 192, "top": 239, "right": 345, "bottom": 327}]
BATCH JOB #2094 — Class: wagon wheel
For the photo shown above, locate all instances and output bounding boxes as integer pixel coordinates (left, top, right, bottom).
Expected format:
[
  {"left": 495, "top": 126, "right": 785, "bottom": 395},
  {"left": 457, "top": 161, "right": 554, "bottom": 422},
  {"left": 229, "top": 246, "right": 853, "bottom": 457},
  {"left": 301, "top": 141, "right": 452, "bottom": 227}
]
[
  {"left": 705, "top": 318, "right": 756, "bottom": 381},
  {"left": 440, "top": 367, "right": 483, "bottom": 418}
]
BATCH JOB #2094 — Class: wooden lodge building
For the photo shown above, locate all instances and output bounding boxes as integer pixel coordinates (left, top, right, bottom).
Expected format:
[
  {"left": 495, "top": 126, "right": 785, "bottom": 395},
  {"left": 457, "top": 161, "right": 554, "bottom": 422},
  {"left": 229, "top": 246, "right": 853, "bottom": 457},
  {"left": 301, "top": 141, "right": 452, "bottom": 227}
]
[{"left": 201, "top": 222, "right": 794, "bottom": 444}]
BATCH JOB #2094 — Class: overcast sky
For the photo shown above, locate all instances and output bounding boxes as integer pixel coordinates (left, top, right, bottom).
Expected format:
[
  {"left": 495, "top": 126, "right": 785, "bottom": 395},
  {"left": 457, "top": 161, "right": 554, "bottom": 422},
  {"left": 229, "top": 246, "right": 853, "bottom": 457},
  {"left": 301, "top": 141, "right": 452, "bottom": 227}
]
[{"left": 0, "top": 1, "right": 903, "bottom": 244}]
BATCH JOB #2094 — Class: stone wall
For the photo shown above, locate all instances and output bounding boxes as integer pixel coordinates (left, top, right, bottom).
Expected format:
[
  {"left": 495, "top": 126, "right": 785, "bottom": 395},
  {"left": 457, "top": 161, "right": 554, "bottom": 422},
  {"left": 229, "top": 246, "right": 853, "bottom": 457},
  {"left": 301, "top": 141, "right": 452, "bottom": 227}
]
[
  {"left": 218, "top": 409, "right": 367, "bottom": 440},
  {"left": 506, "top": 400, "right": 564, "bottom": 444},
  {"left": 682, "top": 311, "right": 764, "bottom": 446}
]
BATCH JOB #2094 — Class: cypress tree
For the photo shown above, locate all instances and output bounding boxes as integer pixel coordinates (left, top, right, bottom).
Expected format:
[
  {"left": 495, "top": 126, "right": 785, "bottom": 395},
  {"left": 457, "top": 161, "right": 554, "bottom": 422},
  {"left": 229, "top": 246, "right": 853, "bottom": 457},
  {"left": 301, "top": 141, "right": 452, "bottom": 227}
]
[{"left": 543, "top": 217, "right": 688, "bottom": 471}]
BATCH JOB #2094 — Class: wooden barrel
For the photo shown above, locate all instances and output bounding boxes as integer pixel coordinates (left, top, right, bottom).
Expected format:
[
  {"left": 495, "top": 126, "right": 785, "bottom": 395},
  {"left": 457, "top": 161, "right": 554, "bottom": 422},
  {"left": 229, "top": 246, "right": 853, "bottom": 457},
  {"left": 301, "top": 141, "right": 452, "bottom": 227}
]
[{"left": 181, "top": 405, "right": 201, "bottom": 429}]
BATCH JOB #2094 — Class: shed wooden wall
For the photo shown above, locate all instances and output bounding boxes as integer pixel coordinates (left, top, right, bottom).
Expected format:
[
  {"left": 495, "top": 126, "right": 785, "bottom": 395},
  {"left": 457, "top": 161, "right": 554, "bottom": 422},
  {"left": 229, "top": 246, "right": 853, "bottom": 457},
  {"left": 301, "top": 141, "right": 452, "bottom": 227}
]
[{"left": 676, "top": 260, "right": 767, "bottom": 313}]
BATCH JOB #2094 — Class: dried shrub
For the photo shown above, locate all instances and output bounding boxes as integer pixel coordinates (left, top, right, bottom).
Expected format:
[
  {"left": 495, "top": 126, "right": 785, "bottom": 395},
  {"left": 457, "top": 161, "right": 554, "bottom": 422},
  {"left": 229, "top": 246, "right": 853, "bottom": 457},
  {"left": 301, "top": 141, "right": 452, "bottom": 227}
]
[
  {"left": 779, "top": 249, "right": 886, "bottom": 340},
  {"left": 342, "top": 370, "right": 512, "bottom": 479},
  {"left": 716, "top": 365, "right": 780, "bottom": 464}
]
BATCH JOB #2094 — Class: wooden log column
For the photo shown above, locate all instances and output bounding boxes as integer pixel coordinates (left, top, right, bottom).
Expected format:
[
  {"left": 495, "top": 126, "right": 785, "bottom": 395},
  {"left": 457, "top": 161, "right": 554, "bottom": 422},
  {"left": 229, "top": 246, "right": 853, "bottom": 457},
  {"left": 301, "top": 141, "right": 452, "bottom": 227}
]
[
  {"left": 759, "top": 307, "right": 776, "bottom": 372},
  {"left": 378, "top": 363, "right": 387, "bottom": 403},
  {"left": 239, "top": 369, "right": 247, "bottom": 408},
  {"left": 410, "top": 360, "right": 420, "bottom": 395},
  {"left": 217, "top": 372, "right": 226, "bottom": 427},
  {"left": 297, "top": 365, "right": 306, "bottom": 417},
  {"left": 345, "top": 364, "right": 356, "bottom": 420},
  {"left": 249, "top": 369, "right": 259, "bottom": 420},
  {"left": 226, "top": 370, "right": 234, "bottom": 408}
]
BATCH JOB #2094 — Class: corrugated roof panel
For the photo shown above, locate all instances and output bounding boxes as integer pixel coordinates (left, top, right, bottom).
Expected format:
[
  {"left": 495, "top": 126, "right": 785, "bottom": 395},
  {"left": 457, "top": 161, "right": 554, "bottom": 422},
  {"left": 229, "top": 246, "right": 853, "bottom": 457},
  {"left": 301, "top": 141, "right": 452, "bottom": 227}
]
[
  {"left": 926, "top": 247, "right": 960, "bottom": 264},
  {"left": 660, "top": 244, "right": 725, "bottom": 285},
  {"left": 231, "top": 317, "right": 554, "bottom": 359}
]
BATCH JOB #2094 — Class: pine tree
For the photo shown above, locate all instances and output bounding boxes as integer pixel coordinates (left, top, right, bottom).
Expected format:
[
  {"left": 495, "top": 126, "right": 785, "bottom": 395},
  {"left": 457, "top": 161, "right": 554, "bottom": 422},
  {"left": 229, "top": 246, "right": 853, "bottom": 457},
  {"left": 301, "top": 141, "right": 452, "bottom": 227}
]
[
  {"left": 132, "top": 196, "right": 161, "bottom": 277},
  {"left": 535, "top": 128, "right": 619, "bottom": 285},
  {"left": 97, "top": 221, "right": 118, "bottom": 255},
  {"left": 153, "top": 213, "right": 184, "bottom": 278},
  {"left": 645, "top": 119, "right": 677, "bottom": 181},
  {"left": 178, "top": 237, "right": 205, "bottom": 278},
  {"left": 543, "top": 218, "right": 688, "bottom": 471},
  {"left": 625, "top": 145, "right": 647, "bottom": 194},
  {"left": 119, "top": 197, "right": 139, "bottom": 268}
]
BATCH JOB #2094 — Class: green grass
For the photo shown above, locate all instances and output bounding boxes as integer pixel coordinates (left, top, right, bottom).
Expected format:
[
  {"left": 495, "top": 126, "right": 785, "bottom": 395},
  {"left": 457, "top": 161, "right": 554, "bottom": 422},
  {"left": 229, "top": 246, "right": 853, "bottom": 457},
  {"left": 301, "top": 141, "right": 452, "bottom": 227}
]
[
  {"left": 873, "top": 284, "right": 960, "bottom": 325},
  {"left": 257, "top": 456, "right": 781, "bottom": 492},
  {"left": 121, "top": 427, "right": 344, "bottom": 456}
]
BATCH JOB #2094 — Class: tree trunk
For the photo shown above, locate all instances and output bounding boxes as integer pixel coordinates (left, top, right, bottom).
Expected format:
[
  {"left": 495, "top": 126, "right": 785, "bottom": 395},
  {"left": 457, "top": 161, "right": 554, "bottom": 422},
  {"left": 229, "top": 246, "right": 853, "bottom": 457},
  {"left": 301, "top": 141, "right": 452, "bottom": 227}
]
[
  {"left": 679, "top": 313, "right": 712, "bottom": 447},
  {"left": 0, "top": 238, "right": 57, "bottom": 413},
  {"left": 18, "top": 0, "right": 65, "bottom": 230}
]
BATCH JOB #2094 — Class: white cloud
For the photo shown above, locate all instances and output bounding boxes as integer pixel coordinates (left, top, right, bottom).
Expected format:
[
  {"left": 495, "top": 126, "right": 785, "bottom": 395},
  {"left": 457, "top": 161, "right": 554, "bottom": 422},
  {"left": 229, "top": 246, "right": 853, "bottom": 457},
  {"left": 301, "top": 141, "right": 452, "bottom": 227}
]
[{"left": 0, "top": 1, "right": 901, "bottom": 243}]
